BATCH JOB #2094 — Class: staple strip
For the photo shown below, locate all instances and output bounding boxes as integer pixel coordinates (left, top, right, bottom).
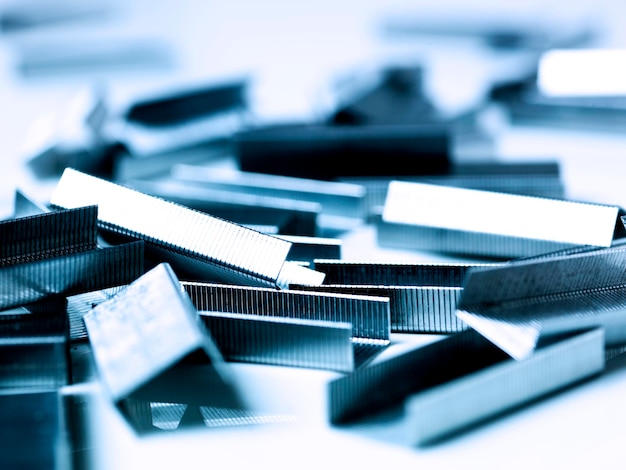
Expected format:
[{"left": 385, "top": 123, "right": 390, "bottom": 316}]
[
  {"left": 458, "top": 283, "right": 626, "bottom": 360},
  {"left": 291, "top": 284, "right": 465, "bottom": 333},
  {"left": 0, "top": 241, "right": 144, "bottom": 311},
  {"left": 200, "top": 311, "right": 355, "bottom": 372},
  {"left": 329, "top": 328, "right": 604, "bottom": 445},
  {"left": 457, "top": 245, "right": 626, "bottom": 359},
  {"left": 380, "top": 181, "right": 618, "bottom": 258},
  {"left": 459, "top": 245, "right": 626, "bottom": 306},
  {"left": 0, "top": 206, "right": 97, "bottom": 266},
  {"left": 126, "top": 178, "right": 321, "bottom": 237},
  {"left": 83, "top": 263, "right": 225, "bottom": 401},
  {"left": 171, "top": 164, "right": 368, "bottom": 219},
  {"left": 181, "top": 281, "right": 390, "bottom": 341},
  {"left": 312, "top": 260, "right": 494, "bottom": 287},
  {"left": 339, "top": 174, "right": 565, "bottom": 213},
  {"left": 405, "top": 328, "right": 604, "bottom": 445},
  {"left": 50, "top": 168, "right": 293, "bottom": 288},
  {"left": 377, "top": 218, "right": 578, "bottom": 259}
]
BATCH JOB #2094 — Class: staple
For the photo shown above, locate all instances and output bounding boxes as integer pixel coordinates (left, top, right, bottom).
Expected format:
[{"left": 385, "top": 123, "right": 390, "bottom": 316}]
[
  {"left": 234, "top": 123, "right": 451, "bottom": 180},
  {"left": 123, "top": 79, "right": 247, "bottom": 127},
  {"left": 311, "top": 259, "right": 496, "bottom": 286},
  {"left": 457, "top": 244, "right": 626, "bottom": 360},
  {"left": 292, "top": 260, "right": 500, "bottom": 333},
  {"left": 0, "top": 389, "right": 62, "bottom": 469},
  {"left": 338, "top": 160, "right": 565, "bottom": 214},
  {"left": 50, "top": 168, "right": 307, "bottom": 288},
  {"left": 329, "top": 328, "right": 604, "bottom": 445},
  {"left": 380, "top": 181, "right": 620, "bottom": 259},
  {"left": 0, "top": 205, "right": 97, "bottom": 266},
  {"left": 291, "top": 284, "right": 464, "bottom": 334},
  {"left": 181, "top": 281, "right": 391, "bottom": 342},
  {"left": 0, "top": 240, "right": 144, "bottom": 310},
  {"left": 125, "top": 177, "right": 321, "bottom": 236},
  {"left": 83, "top": 263, "right": 227, "bottom": 401},
  {"left": 199, "top": 311, "right": 356, "bottom": 372},
  {"left": 171, "top": 163, "right": 369, "bottom": 220}
]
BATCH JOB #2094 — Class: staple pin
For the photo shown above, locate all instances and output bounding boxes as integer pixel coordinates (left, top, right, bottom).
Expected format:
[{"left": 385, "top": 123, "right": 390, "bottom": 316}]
[
  {"left": 380, "top": 181, "right": 620, "bottom": 259},
  {"left": 233, "top": 123, "right": 451, "bottom": 180},
  {"left": 0, "top": 205, "right": 97, "bottom": 266},
  {"left": 171, "top": 164, "right": 369, "bottom": 222},
  {"left": 126, "top": 177, "right": 321, "bottom": 236},
  {"left": 182, "top": 281, "right": 391, "bottom": 368},
  {"left": 338, "top": 160, "right": 565, "bottom": 215},
  {"left": 457, "top": 244, "right": 626, "bottom": 360},
  {"left": 329, "top": 328, "right": 604, "bottom": 445},
  {"left": 50, "top": 168, "right": 324, "bottom": 288},
  {"left": 0, "top": 203, "right": 144, "bottom": 309},
  {"left": 83, "top": 263, "right": 247, "bottom": 431},
  {"left": 200, "top": 312, "right": 356, "bottom": 372},
  {"left": 291, "top": 260, "right": 499, "bottom": 333}
]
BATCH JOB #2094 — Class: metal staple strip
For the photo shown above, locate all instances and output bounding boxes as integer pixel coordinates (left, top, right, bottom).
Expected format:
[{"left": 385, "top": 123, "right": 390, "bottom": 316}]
[
  {"left": 126, "top": 178, "right": 321, "bottom": 237},
  {"left": 0, "top": 206, "right": 98, "bottom": 266},
  {"left": 459, "top": 284, "right": 626, "bottom": 361},
  {"left": 381, "top": 181, "right": 619, "bottom": 258},
  {"left": 404, "top": 328, "right": 603, "bottom": 445},
  {"left": 459, "top": 245, "right": 626, "bottom": 306},
  {"left": 83, "top": 263, "right": 228, "bottom": 402},
  {"left": 457, "top": 245, "right": 626, "bottom": 359},
  {"left": 376, "top": 217, "right": 578, "bottom": 259},
  {"left": 339, "top": 171, "right": 565, "bottom": 213},
  {"left": 311, "top": 260, "right": 496, "bottom": 287},
  {"left": 0, "top": 241, "right": 144, "bottom": 310},
  {"left": 291, "top": 284, "right": 465, "bottom": 333},
  {"left": 181, "top": 281, "right": 391, "bottom": 341},
  {"left": 329, "top": 328, "right": 604, "bottom": 445},
  {"left": 200, "top": 311, "right": 356, "bottom": 372},
  {"left": 171, "top": 164, "right": 369, "bottom": 219},
  {"left": 50, "top": 168, "right": 293, "bottom": 288}
]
